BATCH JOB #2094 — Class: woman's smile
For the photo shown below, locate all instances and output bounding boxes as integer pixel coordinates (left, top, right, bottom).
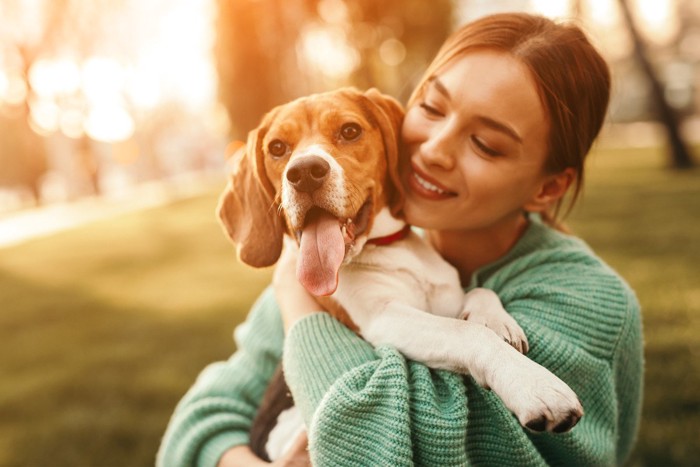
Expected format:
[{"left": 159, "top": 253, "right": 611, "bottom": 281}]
[{"left": 407, "top": 163, "right": 458, "bottom": 200}]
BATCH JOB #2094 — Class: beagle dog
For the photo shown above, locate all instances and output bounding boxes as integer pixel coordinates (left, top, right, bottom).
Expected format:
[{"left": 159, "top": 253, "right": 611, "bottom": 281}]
[{"left": 218, "top": 88, "right": 583, "bottom": 460}]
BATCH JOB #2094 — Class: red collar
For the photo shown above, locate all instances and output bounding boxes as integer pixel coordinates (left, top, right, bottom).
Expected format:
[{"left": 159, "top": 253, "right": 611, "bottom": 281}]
[{"left": 366, "top": 224, "right": 412, "bottom": 246}]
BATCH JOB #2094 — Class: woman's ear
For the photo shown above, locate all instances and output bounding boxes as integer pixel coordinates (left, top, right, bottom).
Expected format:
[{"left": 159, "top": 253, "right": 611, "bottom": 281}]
[{"left": 524, "top": 168, "right": 576, "bottom": 213}]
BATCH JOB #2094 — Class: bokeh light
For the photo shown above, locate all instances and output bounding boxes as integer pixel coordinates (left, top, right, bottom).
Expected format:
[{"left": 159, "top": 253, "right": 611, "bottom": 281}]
[{"left": 3, "top": 0, "right": 218, "bottom": 143}]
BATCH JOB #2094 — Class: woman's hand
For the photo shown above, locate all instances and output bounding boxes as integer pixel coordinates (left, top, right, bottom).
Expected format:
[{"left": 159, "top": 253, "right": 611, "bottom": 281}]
[
  {"left": 217, "top": 432, "right": 310, "bottom": 466},
  {"left": 273, "top": 238, "right": 322, "bottom": 333},
  {"left": 217, "top": 445, "right": 268, "bottom": 467},
  {"left": 272, "top": 431, "right": 311, "bottom": 466}
]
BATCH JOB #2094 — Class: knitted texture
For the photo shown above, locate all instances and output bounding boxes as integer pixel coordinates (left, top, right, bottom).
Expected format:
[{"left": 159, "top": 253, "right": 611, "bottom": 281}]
[
  {"left": 284, "top": 321, "right": 470, "bottom": 466},
  {"left": 157, "top": 217, "right": 643, "bottom": 467},
  {"left": 156, "top": 290, "right": 285, "bottom": 467}
]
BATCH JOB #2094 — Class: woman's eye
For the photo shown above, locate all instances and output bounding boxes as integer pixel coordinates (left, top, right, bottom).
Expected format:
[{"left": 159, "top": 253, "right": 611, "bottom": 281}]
[
  {"left": 268, "top": 139, "right": 288, "bottom": 158},
  {"left": 419, "top": 102, "right": 443, "bottom": 117},
  {"left": 340, "top": 122, "right": 362, "bottom": 141},
  {"left": 471, "top": 136, "right": 502, "bottom": 157}
]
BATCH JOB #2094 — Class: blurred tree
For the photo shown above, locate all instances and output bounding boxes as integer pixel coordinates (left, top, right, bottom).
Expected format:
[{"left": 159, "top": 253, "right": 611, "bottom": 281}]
[
  {"left": 214, "top": 0, "right": 453, "bottom": 139},
  {"left": 215, "top": 0, "right": 318, "bottom": 139},
  {"left": 0, "top": 0, "right": 129, "bottom": 200},
  {"left": 617, "top": 0, "right": 695, "bottom": 169},
  {"left": 340, "top": 0, "right": 453, "bottom": 102},
  {"left": 0, "top": 114, "right": 47, "bottom": 204},
  {"left": 0, "top": 0, "right": 65, "bottom": 203}
]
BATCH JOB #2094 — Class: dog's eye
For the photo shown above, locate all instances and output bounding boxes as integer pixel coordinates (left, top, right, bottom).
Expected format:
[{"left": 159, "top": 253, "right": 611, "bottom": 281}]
[
  {"left": 340, "top": 123, "right": 362, "bottom": 141},
  {"left": 268, "top": 139, "right": 288, "bottom": 158}
]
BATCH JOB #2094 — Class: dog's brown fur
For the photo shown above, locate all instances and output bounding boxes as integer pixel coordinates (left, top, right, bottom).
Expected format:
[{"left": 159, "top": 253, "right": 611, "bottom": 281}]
[{"left": 218, "top": 88, "right": 405, "bottom": 329}]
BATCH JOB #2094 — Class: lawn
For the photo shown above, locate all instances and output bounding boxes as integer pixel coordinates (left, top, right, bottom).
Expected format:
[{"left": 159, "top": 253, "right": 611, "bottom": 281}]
[
  {"left": 0, "top": 145, "right": 698, "bottom": 466},
  {"left": 0, "top": 193, "right": 273, "bottom": 466},
  {"left": 568, "top": 146, "right": 700, "bottom": 466}
]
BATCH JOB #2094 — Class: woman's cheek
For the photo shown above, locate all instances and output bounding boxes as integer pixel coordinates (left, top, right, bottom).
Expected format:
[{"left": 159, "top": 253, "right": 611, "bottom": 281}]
[{"left": 401, "top": 108, "right": 425, "bottom": 144}]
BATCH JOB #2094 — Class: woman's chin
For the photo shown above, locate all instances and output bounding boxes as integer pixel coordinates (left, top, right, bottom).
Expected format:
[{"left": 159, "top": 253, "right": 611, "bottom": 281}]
[{"left": 402, "top": 197, "right": 441, "bottom": 229}]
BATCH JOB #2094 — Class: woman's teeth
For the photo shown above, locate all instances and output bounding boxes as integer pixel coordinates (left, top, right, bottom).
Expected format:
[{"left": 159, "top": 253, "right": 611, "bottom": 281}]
[{"left": 414, "top": 172, "right": 448, "bottom": 195}]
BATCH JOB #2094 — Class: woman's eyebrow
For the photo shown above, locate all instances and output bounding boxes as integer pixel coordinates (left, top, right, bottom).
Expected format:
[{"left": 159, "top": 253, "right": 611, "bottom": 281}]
[
  {"left": 476, "top": 116, "right": 523, "bottom": 143},
  {"left": 430, "top": 76, "right": 523, "bottom": 144},
  {"left": 429, "top": 77, "right": 451, "bottom": 100}
]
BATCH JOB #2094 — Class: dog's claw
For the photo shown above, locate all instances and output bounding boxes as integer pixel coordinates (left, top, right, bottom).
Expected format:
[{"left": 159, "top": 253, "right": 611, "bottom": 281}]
[
  {"left": 525, "top": 416, "right": 548, "bottom": 432},
  {"left": 462, "top": 307, "right": 529, "bottom": 355},
  {"left": 524, "top": 408, "right": 581, "bottom": 434},
  {"left": 489, "top": 347, "right": 583, "bottom": 435},
  {"left": 552, "top": 411, "right": 580, "bottom": 433}
]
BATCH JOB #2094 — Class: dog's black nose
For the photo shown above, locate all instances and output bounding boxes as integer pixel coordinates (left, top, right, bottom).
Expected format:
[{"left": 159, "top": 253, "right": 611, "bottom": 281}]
[{"left": 286, "top": 156, "right": 330, "bottom": 193}]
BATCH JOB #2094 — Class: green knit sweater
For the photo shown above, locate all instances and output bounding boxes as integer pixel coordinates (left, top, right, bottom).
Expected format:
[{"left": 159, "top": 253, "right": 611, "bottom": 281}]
[{"left": 157, "top": 218, "right": 643, "bottom": 467}]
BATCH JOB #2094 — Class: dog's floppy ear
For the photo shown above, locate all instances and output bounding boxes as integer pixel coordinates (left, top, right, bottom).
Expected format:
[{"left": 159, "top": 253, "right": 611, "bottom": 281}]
[
  {"left": 217, "top": 124, "right": 285, "bottom": 268},
  {"left": 363, "top": 88, "right": 406, "bottom": 217}
]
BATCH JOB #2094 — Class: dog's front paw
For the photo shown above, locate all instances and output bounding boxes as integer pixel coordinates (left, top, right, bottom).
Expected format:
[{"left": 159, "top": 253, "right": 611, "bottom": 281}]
[
  {"left": 492, "top": 351, "right": 583, "bottom": 433},
  {"left": 461, "top": 289, "right": 529, "bottom": 354}
]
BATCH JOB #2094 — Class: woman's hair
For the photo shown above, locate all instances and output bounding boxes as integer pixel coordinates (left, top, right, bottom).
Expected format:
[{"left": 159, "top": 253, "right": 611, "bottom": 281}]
[{"left": 408, "top": 12, "right": 611, "bottom": 227}]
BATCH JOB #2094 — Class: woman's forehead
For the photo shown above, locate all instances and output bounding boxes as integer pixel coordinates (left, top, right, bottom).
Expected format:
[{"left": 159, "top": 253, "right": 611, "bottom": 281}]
[
  {"left": 434, "top": 50, "right": 533, "bottom": 94},
  {"left": 433, "top": 51, "right": 548, "bottom": 135}
]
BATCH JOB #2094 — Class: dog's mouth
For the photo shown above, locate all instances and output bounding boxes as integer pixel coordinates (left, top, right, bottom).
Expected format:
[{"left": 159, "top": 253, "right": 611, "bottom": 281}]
[
  {"left": 295, "top": 198, "right": 373, "bottom": 297},
  {"left": 296, "top": 199, "right": 372, "bottom": 246}
]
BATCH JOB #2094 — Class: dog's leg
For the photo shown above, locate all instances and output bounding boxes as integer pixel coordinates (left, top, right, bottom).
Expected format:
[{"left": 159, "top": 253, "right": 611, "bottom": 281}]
[
  {"left": 460, "top": 288, "right": 529, "bottom": 354},
  {"left": 249, "top": 364, "right": 296, "bottom": 461},
  {"left": 349, "top": 298, "right": 582, "bottom": 433}
]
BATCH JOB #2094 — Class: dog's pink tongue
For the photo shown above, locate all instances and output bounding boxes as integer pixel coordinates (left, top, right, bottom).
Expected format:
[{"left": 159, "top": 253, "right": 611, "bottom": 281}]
[{"left": 298, "top": 210, "right": 344, "bottom": 296}]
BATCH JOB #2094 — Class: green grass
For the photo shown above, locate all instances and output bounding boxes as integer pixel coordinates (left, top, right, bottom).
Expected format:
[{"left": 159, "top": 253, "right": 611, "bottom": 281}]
[
  {"left": 567, "top": 146, "right": 700, "bottom": 466},
  {"left": 0, "top": 195, "right": 273, "bottom": 466},
  {"left": 0, "top": 146, "right": 698, "bottom": 466}
]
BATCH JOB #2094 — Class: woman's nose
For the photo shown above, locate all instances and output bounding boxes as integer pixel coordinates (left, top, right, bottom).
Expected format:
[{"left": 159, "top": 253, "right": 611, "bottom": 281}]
[{"left": 420, "top": 124, "right": 456, "bottom": 170}]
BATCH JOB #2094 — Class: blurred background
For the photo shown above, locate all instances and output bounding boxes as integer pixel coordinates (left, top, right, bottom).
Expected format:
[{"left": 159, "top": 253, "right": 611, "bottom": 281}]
[{"left": 0, "top": 0, "right": 698, "bottom": 465}]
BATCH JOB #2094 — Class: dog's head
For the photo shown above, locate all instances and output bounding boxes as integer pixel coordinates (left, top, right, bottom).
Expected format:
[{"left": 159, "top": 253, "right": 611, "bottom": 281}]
[{"left": 218, "top": 88, "right": 405, "bottom": 295}]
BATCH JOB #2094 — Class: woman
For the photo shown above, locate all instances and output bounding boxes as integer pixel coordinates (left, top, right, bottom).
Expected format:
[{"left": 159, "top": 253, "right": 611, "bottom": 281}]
[{"left": 158, "top": 12, "right": 643, "bottom": 467}]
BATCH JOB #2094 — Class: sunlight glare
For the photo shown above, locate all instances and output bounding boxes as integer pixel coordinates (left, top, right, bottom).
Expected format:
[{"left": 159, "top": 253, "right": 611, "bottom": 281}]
[
  {"left": 317, "top": 0, "right": 348, "bottom": 24},
  {"left": 632, "top": 0, "right": 678, "bottom": 45},
  {"left": 85, "top": 105, "right": 135, "bottom": 143},
  {"left": 581, "top": 0, "right": 632, "bottom": 61},
  {"left": 59, "top": 109, "right": 85, "bottom": 139},
  {"left": 379, "top": 38, "right": 406, "bottom": 67},
  {"left": 29, "top": 98, "right": 60, "bottom": 133},
  {"left": 586, "top": 0, "right": 619, "bottom": 27},
  {"left": 301, "top": 25, "right": 359, "bottom": 80},
  {"left": 125, "top": 65, "right": 161, "bottom": 110},
  {"left": 0, "top": 70, "right": 8, "bottom": 101},
  {"left": 133, "top": 0, "right": 217, "bottom": 110},
  {"left": 4, "top": 73, "right": 27, "bottom": 105},
  {"left": 530, "top": 0, "right": 571, "bottom": 19},
  {"left": 4, "top": 0, "right": 219, "bottom": 143},
  {"left": 28, "top": 59, "right": 81, "bottom": 98},
  {"left": 82, "top": 57, "right": 124, "bottom": 106}
]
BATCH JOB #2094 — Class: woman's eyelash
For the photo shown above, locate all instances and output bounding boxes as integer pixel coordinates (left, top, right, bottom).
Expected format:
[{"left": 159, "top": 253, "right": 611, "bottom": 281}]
[
  {"left": 419, "top": 102, "right": 442, "bottom": 116},
  {"left": 471, "top": 136, "right": 502, "bottom": 157}
]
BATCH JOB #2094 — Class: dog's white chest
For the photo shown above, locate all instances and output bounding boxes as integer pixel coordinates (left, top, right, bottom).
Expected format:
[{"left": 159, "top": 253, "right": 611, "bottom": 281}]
[{"left": 335, "top": 232, "right": 465, "bottom": 319}]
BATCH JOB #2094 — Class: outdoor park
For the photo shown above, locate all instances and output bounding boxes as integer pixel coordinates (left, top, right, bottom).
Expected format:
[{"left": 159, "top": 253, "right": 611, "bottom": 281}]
[{"left": 1, "top": 0, "right": 699, "bottom": 466}]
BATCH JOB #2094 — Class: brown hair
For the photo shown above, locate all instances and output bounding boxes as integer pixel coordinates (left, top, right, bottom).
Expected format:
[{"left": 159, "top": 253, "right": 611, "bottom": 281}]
[{"left": 408, "top": 13, "right": 611, "bottom": 227}]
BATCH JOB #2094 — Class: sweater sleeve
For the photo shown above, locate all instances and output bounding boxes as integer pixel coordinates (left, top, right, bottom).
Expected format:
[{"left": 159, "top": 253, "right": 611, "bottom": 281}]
[
  {"left": 156, "top": 287, "right": 284, "bottom": 467},
  {"left": 283, "top": 313, "right": 471, "bottom": 466},
  {"left": 283, "top": 247, "right": 643, "bottom": 466},
  {"left": 473, "top": 252, "right": 644, "bottom": 466}
]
